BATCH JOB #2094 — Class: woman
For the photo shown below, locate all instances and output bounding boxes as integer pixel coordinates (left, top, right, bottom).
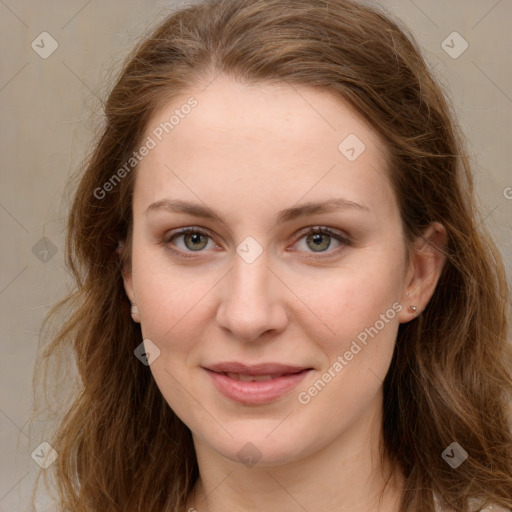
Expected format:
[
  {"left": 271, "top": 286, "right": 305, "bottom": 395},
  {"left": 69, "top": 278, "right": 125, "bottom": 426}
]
[{"left": 34, "top": 0, "right": 512, "bottom": 510}]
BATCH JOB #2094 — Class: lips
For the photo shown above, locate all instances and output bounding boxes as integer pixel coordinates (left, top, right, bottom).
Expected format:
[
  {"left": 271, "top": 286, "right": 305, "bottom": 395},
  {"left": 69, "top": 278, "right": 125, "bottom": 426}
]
[
  {"left": 225, "top": 372, "right": 281, "bottom": 382},
  {"left": 203, "top": 362, "right": 312, "bottom": 405},
  {"left": 205, "top": 362, "right": 310, "bottom": 376}
]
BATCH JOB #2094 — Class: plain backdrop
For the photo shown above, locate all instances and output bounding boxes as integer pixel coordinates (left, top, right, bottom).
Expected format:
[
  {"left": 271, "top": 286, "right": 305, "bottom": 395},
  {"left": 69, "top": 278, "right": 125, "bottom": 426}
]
[{"left": 0, "top": 1, "right": 511, "bottom": 510}]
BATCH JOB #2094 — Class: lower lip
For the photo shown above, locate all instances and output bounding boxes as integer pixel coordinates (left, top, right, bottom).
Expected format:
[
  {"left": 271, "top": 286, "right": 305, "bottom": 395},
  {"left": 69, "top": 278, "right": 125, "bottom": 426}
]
[{"left": 205, "top": 369, "right": 311, "bottom": 405}]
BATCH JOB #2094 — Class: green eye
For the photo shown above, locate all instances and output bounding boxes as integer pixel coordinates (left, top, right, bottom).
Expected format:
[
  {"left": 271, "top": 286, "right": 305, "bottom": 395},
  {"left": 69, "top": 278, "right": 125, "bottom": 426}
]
[
  {"left": 162, "top": 226, "right": 350, "bottom": 260},
  {"left": 181, "top": 231, "right": 209, "bottom": 251}
]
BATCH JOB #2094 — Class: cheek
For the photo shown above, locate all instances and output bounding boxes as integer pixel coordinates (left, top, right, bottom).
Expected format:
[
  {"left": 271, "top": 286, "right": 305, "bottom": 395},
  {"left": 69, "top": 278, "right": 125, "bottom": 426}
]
[
  {"left": 295, "top": 274, "right": 401, "bottom": 423},
  {"left": 130, "top": 243, "right": 205, "bottom": 352},
  {"left": 297, "top": 257, "right": 404, "bottom": 355}
]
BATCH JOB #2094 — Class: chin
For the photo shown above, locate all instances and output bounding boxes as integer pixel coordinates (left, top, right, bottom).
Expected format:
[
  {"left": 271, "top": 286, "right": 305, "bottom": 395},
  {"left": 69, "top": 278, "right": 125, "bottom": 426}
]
[{"left": 203, "top": 424, "right": 319, "bottom": 468}]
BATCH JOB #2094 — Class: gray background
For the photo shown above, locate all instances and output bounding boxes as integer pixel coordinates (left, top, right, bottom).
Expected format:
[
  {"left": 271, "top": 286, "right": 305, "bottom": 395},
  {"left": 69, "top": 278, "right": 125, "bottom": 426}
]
[{"left": 1, "top": 1, "right": 511, "bottom": 510}]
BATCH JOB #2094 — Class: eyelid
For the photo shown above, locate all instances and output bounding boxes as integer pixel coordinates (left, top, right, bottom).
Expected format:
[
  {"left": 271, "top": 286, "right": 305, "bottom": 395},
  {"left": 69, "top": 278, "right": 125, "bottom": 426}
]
[{"left": 162, "top": 225, "right": 351, "bottom": 259}]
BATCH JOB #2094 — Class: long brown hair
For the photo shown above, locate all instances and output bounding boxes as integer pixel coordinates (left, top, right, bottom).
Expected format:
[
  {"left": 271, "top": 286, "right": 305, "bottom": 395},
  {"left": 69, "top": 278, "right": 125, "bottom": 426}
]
[{"left": 33, "top": 0, "right": 512, "bottom": 510}]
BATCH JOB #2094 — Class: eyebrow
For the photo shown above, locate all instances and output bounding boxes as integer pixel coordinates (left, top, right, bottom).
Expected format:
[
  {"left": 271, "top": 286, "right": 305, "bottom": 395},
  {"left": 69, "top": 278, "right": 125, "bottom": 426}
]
[{"left": 145, "top": 197, "right": 369, "bottom": 228}]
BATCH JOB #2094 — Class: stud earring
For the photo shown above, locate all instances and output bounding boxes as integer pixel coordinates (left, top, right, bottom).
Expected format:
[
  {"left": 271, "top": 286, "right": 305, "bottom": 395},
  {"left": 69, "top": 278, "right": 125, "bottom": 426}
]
[{"left": 409, "top": 305, "right": 419, "bottom": 312}]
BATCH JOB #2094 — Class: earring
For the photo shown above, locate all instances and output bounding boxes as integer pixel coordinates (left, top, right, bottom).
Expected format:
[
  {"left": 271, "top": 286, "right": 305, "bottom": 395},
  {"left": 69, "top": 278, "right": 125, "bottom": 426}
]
[
  {"left": 409, "top": 305, "right": 419, "bottom": 312},
  {"left": 131, "top": 302, "right": 139, "bottom": 316}
]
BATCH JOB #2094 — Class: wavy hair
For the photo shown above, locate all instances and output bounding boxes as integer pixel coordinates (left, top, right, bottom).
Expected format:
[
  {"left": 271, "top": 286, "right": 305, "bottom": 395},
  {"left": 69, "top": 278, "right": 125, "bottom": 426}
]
[{"left": 33, "top": 0, "right": 512, "bottom": 510}]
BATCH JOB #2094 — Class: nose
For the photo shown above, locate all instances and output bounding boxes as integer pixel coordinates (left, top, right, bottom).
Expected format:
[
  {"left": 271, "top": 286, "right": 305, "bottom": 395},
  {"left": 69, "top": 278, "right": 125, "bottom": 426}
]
[{"left": 215, "top": 252, "right": 289, "bottom": 343}]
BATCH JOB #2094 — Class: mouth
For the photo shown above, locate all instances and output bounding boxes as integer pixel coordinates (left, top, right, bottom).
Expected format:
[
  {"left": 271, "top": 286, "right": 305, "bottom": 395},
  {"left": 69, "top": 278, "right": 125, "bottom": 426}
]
[
  {"left": 203, "top": 363, "right": 313, "bottom": 405},
  {"left": 222, "top": 372, "right": 297, "bottom": 382}
]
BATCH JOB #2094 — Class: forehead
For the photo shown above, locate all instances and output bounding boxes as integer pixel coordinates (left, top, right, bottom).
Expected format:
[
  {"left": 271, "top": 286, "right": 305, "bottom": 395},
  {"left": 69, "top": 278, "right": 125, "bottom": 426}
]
[
  {"left": 149, "top": 75, "right": 384, "bottom": 154},
  {"left": 134, "top": 75, "right": 395, "bottom": 220}
]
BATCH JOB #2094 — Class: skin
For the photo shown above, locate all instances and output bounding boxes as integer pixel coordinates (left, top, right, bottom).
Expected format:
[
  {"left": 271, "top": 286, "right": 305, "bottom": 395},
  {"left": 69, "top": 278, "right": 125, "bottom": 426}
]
[{"left": 123, "top": 74, "right": 447, "bottom": 512}]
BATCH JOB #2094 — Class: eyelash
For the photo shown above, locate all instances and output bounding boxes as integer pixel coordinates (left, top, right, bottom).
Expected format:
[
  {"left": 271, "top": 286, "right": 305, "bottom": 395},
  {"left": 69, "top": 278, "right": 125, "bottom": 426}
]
[{"left": 161, "top": 226, "right": 351, "bottom": 260}]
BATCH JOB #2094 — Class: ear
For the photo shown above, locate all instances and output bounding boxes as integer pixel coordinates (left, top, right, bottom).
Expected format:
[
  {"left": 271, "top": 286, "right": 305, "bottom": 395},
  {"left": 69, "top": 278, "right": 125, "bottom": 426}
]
[
  {"left": 398, "top": 222, "right": 447, "bottom": 324},
  {"left": 118, "top": 240, "right": 140, "bottom": 323}
]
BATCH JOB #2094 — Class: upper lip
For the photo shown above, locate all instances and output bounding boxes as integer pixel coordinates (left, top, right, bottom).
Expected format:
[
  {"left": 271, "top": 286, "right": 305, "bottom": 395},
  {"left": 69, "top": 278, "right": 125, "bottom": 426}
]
[{"left": 204, "top": 362, "right": 311, "bottom": 375}]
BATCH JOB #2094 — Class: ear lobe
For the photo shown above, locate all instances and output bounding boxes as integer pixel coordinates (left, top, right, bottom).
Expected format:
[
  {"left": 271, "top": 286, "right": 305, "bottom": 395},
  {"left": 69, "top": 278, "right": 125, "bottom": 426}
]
[
  {"left": 119, "top": 240, "right": 140, "bottom": 323},
  {"left": 122, "top": 269, "right": 141, "bottom": 323},
  {"left": 398, "top": 222, "right": 447, "bottom": 324}
]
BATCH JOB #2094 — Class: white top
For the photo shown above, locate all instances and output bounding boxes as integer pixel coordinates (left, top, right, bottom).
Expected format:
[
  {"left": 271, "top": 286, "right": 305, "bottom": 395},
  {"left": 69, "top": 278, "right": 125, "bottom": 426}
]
[{"left": 434, "top": 494, "right": 511, "bottom": 512}]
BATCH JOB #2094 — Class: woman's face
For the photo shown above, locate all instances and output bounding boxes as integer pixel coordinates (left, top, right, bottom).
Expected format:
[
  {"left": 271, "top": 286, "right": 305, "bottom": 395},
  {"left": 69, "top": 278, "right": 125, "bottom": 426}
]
[{"left": 124, "top": 74, "right": 420, "bottom": 466}]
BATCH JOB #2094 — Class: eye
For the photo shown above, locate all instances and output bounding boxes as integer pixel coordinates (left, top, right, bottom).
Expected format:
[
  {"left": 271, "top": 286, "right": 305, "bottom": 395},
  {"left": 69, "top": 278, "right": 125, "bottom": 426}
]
[
  {"left": 162, "top": 227, "right": 217, "bottom": 258},
  {"left": 161, "top": 226, "right": 350, "bottom": 259},
  {"left": 292, "top": 226, "right": 350, "bottom": 258}
]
